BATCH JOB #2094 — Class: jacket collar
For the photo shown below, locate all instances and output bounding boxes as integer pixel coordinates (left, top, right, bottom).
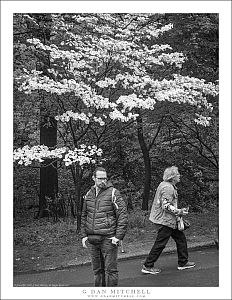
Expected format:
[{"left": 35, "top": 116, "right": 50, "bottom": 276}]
[
  {"left": 92, "top": 181, "right": 114, "bottom": 196},
  {"left": 172, "top": 183, "right": 178, "bottom": 190},
  {"left": 165, "top": 181, "right": 178, "bottom": 190}
]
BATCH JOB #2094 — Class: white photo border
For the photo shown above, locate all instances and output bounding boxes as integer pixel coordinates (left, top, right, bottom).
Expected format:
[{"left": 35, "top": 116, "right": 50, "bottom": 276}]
[{"left": 1, "top": 1, "right": 231, "bottom": 299}]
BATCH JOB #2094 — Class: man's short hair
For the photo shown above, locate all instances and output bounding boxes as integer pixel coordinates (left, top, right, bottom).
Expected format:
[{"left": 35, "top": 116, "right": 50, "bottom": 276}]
[
  {"left": 93, "top": 166, "right": 107, "bottom": 177},
  {"left": 163, "top": 166, "right": 179, "bottom": 182}
]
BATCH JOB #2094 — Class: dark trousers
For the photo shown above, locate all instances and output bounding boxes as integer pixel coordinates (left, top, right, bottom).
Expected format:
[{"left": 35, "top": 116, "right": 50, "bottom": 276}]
[
  {"left": 88, "top": 238, "right": 118, "bottom": 287},
  {"left": 144, "top": 225, "right": 188, "bottom": 267}
]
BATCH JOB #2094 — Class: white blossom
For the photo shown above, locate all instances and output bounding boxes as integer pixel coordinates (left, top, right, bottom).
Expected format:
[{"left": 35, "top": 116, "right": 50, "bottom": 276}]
[
  {"left": 13, "top": 145, "right": 102, "bottom": 167},
  {"left": 15, "top": 13, "right": 219, "bottom": 135}
]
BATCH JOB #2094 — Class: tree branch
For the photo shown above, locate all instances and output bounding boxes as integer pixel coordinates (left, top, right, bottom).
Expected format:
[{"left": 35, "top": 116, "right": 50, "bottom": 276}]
[
  {"left": 148, "top": 116, "right": 165, "bottom": 151},
  {"left": 170, "top": 116, "right": 218, "bottom": 169}
]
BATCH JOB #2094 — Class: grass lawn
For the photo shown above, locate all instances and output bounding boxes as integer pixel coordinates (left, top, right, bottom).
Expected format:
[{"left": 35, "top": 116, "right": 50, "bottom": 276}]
[{"left": 13, "top": 209, "right": 218, "bottom": 273}]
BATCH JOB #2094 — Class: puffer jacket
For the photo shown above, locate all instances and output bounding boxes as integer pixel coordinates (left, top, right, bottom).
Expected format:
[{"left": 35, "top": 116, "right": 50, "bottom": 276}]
[
  {"left": 80, "top": 182, "right": 128, "bottom": 240},
  {"left": 149, "top": 181, "right": 182, "bottom": 229}
]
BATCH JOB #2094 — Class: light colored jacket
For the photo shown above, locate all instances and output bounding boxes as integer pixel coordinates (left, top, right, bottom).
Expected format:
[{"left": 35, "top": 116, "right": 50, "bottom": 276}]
[{"left": 149, "top": 181, "right": 182, "bottom": 229}]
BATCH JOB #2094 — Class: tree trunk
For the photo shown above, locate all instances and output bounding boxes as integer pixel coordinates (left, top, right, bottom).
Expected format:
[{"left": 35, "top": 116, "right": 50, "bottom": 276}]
[
  {"left": 75, "top": 172, "right": 82, "bottom": 231},
  {"left": 70, "top": 164, "right": 83, "bottom": 231},
  {"left": 38, "top": 115, "right": 58, "bottom": 218},
  {"left": 136, "top": 115, "right": 151, "bottom": 211}
]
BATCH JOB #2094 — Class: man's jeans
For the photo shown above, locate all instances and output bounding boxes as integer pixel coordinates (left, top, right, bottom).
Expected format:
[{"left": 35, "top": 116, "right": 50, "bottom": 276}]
[
  {"left": 144, "top": 225, "right": 188, "bottom": 267},
  {"left": 88, "top": 238, "right": 118, "bottom": 286}
]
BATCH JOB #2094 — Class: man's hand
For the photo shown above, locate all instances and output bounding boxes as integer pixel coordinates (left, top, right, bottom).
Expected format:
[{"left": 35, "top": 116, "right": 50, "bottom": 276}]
[
  {"left": 82, "top": 237, "right": 88, "bottom": 248},
  {"left": 109, "top": 236, "right": 120, "bottom": 245}
]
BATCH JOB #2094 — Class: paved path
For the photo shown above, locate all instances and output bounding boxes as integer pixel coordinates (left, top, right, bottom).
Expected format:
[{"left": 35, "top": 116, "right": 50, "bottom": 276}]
[{"left": 14, "top": 248, "right": 218, "bottom": 287}]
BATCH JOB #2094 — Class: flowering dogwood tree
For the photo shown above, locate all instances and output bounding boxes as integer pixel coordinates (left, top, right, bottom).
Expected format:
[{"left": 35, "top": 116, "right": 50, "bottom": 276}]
[{"left": 14, "top": 13, "right": 219, "bottom": 214}]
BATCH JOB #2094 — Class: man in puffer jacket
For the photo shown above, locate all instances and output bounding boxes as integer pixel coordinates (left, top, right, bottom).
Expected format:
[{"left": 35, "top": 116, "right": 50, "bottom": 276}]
[
  {"left": 80, "top": 166, "right": 128, "bottom": 287},
  {"left": 141, "top": 166, "right": 195, "bottom": 275}
]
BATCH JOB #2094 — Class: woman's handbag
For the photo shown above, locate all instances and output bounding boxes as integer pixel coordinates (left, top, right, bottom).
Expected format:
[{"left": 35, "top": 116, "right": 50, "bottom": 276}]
[
  {"left": 88, "top": 235, "right": 104, "bottom": 245},
  {"left": 177, "top": 217, "right": 190, "bottom": 231},
  {"left": 183, "top": 219, "right": 190, "bottom": 230}
]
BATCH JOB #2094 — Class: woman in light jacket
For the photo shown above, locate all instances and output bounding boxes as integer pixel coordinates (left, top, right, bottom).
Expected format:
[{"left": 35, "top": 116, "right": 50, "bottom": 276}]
[{"left": 141, "top": 166, "right": 195, "bottom": 275}]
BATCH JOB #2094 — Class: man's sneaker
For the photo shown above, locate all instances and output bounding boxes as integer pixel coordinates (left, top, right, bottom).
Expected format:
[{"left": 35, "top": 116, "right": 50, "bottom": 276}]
[
  {"left": 141, "top": 265, "right": 161, "bottom": 275},
  {"left": 177, "top": 261, "right": 196, "bottom": 270}
]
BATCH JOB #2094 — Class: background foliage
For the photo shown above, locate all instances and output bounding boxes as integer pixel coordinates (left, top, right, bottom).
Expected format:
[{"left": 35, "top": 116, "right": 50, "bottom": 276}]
[{"left": 13, "top": 13, "right": 219, "bottom": 226}]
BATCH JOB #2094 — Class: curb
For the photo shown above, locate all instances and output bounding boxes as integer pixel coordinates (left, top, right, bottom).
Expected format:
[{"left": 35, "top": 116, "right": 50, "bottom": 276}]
[{"left": 14, "top": 240, "right": 217, "bottom": 276}]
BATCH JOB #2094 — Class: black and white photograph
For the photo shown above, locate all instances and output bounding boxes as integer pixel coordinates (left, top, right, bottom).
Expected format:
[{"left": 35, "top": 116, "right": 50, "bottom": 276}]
[{"left": 1, "top": 1, "right": 231, "bottom": 299}]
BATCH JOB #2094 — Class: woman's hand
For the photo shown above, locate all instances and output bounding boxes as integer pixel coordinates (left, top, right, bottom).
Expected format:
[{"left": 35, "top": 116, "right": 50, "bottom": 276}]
[
  {"left": 182, "top": 207, "right": 189, "bottom": 215},
  {"left": 82, "top": 237, "right": 88, "bottom": 248},
  {"left": 179, "top": 207, "right": 189, "bottom": 216}
]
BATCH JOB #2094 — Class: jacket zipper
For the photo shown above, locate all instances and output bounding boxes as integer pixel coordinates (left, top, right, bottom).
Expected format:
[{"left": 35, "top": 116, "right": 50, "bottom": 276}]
[
  {"left": 92, "top": 188, "right": 109, "bottom": 231},
  {"left": 92, "top": 194, "right": 97, "bottom": 232},
  {"left": 106, "top": 213, "right": 110, "bottom": 226}
]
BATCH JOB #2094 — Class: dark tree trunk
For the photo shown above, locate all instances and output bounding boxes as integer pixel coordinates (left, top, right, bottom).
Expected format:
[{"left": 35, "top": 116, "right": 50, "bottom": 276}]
[
  {"left": 137, "top": 114, "right": 151, "bottom": 211},
  {"left": 30, "top": 14, "right": 59, "bottom": 218},
  {"left": 70, "top": 164, "right": 83, "bottom": 231},
  {"left": 127, "top": 195, "right": 134, "bottom": 211},
  {"left": 38, "top": 115, "right": 58, "bottom": 218},
  {"left": 75, "top": 175, "right": 81, "bottom": 231}
]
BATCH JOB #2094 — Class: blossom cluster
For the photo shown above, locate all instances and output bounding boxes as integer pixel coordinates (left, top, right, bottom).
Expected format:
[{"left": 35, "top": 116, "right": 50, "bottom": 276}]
[
  {"left": 95, "top": 77, "right": 117, "bottom": 89},
  {"left": 18, "top": 73, "right": 89, "bottom": 96},
  {"left": 15, "top": 14, "right": 219, "bottom": 129},
  {"left": 55, "top": 111, "right": 90, "bottom": 124},
  {"left": 27, "top": 38, "right": 83, "bottom": 62},
  {"left": 157, "top": 52, "right": 186, "bottom": 68},
  {"left": 13, "top": 145, "right": 66, "bottom": 166},
  {"left": 17, "top": 67, "right": 218, "bottom": 126},
  {"left": 13, "top": 144, "right": 102, "bottom": 167},
  {"left": 55, "top": 110, "right": 107, "bottom": 126},
  {"left": 116, "top": 94, "right": 155, "bottom": 111},
  {"left": 109, "top": 109, "right": 139, "bottom": 122},
  {"left": 63, "top": 145, "right": 102, "bottom": 166},
  {"left": 194, "top": 114, "right": 212, "bottom": 127}
]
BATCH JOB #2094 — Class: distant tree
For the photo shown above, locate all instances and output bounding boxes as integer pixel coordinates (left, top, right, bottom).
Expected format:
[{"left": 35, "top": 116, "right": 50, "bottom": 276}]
[{"left": 161, "top": 13, "right": 218, "bottom": 81}]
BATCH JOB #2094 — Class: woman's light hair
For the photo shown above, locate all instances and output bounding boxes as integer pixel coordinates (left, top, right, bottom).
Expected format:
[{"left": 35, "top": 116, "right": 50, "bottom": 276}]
[{"left": 163, "top": 166, "right": 179, "bottom": 182}]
